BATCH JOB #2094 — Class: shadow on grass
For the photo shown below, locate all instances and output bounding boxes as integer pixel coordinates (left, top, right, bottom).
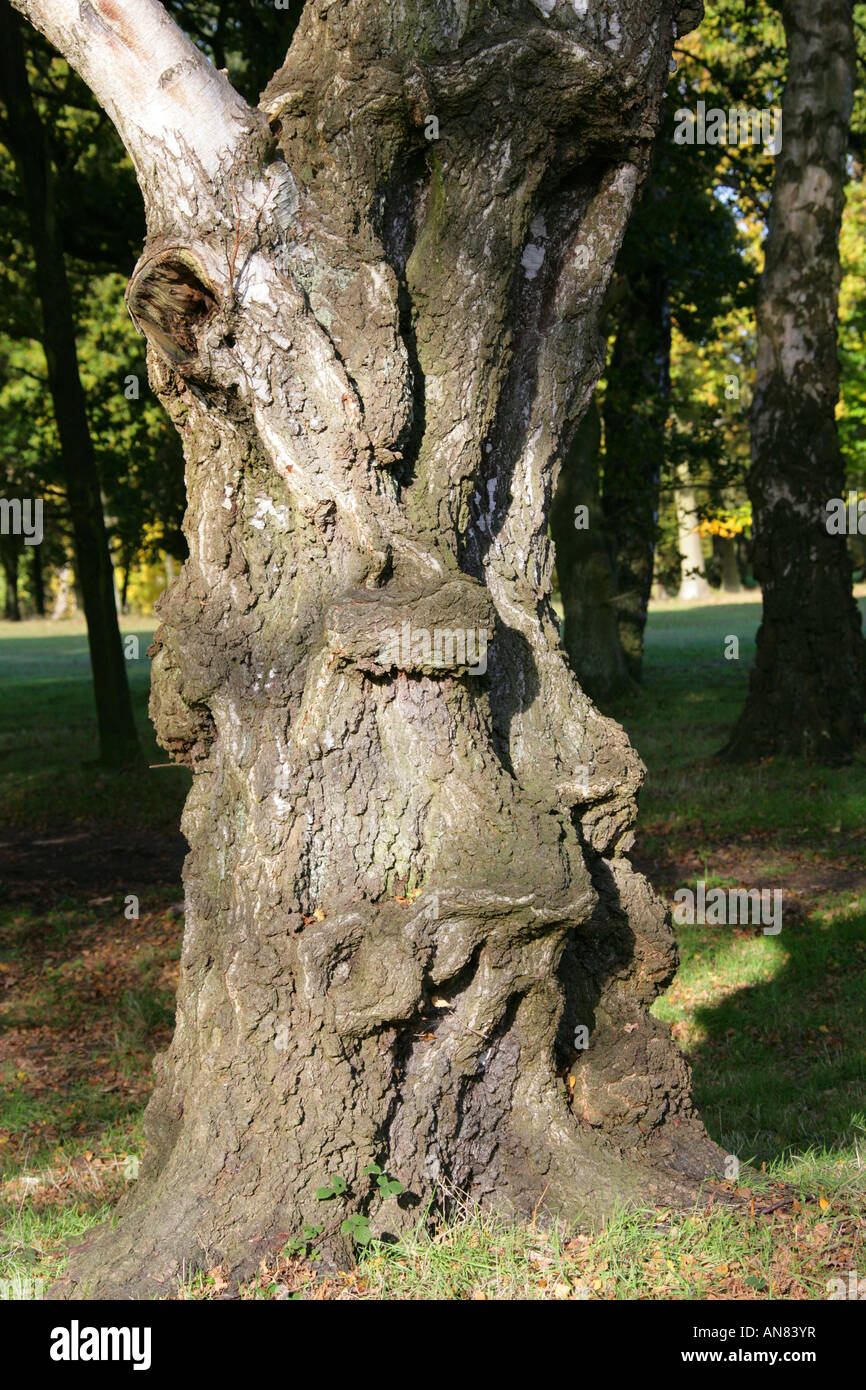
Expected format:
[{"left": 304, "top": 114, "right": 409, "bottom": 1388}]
[{"left": 656, "top": 900, "right": 866, "bottom": 1180}]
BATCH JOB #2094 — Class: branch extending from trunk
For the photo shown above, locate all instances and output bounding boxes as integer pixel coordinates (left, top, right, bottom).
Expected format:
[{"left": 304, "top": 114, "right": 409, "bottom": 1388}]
[{"left": 9, "top": 0, "right": 264, "bottom": 229}]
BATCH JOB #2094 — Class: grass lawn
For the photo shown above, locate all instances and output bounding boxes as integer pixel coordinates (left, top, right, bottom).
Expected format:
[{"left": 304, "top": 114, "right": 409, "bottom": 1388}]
[
  {"left": 0, "top": 616, "right": 188, "bottom": 834},
  {"left": 0, "top": 604, "right": 863, "bottom": 1299},
  {"left": 612, "top": 595, "right": 866, "bottom": 1181}
]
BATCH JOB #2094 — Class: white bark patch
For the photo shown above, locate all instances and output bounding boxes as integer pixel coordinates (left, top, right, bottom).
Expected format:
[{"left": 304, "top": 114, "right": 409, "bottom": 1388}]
[
  {"left": 779, "top": 317, "right": 812, "bottom": 380},
  {"left": 521, "top": 243, "right": 546, "bottom": 280},
  {"left": 250, "top": 495, "right": 290, "bottom": 531},
  {"left": 12, "top": 0, "right": 257, "bottom": 230}
]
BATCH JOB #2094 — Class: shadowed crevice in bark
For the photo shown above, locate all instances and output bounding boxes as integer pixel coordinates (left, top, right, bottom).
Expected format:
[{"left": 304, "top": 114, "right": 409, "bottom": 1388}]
[
  {"left": 381, "top": 145, "right": 430, "bottom": 490},
  {"left": 126, "top": 249, "right": 219, "bottom": 366}
]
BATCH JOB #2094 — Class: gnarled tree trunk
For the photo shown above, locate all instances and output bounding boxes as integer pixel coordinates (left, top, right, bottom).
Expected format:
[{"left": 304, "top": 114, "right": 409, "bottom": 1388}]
[
  {"left": 723, "top": 0, "right": 866, "bottom": 763},
  {"left": 15, "top": 0, "right": 722, "bottom": 1299}
]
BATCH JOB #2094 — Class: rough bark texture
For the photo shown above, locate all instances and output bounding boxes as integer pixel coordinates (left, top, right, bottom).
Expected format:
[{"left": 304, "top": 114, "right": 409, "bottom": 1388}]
[
  {"left": 0, "top": 2, "right": 140, "bottom": 765},
  {"left": 723, "top": 0, "right": 866, "bottom": 763},
  {"left": 18, "top": 0, "right": 724, "bottom": 1298},
  {"left": 551, "top": 401, "right": 633, "bottom": 703}
]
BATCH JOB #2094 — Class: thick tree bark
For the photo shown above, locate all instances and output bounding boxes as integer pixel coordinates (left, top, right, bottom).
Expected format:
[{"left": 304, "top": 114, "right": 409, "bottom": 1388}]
[
  {"left": 551, "top": 401, "right": 633, "bottom": 704},
  {"left": 601, "top": 259, "right": 671, "bottom": 678},
  {"left": 15, "top": 0, "right": 722, "bottom": 1299},
  {"left": 723, "top": 0, "right": 866, "bottom": 763},
  {"left": 0, "top": 4, "right": 140, "bottom": 765}
]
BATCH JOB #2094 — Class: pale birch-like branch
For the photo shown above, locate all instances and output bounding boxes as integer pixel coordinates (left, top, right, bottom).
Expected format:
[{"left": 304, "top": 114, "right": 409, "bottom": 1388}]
[{"left": 10, "top": 0, "right": 261, "bottom": 226}]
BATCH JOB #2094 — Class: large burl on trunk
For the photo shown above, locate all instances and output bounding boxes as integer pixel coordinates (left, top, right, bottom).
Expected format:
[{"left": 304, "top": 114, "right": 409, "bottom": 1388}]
[{"left": 15, "top": 0, "right": 722, "bottom": 1297}]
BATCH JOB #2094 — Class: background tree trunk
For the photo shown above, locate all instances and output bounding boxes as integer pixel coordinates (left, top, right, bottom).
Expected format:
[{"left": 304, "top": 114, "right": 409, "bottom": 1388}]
[
  {"left": 676, "top": 466, "right": 711, "bottom": 600},
  {"left": 551, "top": 401, "right": 633, "bottom": 704},
  {"left": 723, "top": 0, "right": 866, "bottom": 763},
  {"left": 552, "top": 255, "right": 672, "bottom": 696},
  {"left": 0, "top": 3, "right": 140, "bottom": 766},
  {"left": 602, "top": 259, "right": 671, "bottom": 677},
  {"left": 15, "top": 0, "right": 722, "bottom": 1299},
  {"left": 713, "top": 534, "right": 742, "bottom": 595},
  {"left": 1, "top": 531, "right": 21, "bottom": 620},
  {"left": 30, "top": 539, "right": 44, "bottom": 616},
  {"left": 50, "top": 564, "right": 73, "bottom": 621}
]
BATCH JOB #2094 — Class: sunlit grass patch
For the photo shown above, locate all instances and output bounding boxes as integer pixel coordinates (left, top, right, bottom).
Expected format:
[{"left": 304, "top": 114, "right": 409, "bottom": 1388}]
[
  {"left": 653, "top": 902, "right": 866, "bottom": 1171},
  {"left": 0, "top": 1122, "right": 144, "bottom": 1294},
  {"left": 0, "top": 617, "right": 189, "bottom": 831},
  {"left": 167, "top": 1178, "right": 865, "bottom": 1301}
]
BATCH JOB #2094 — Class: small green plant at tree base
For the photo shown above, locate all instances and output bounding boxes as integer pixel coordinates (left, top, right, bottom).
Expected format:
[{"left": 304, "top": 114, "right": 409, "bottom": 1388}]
[
  {"left": 284, "top": 1164, "right": 405, "bottom": 1256},
  {"left": 363, "top": 1162, "right": 404, "bottom": 1198},
  {"left": 340, "top": 1213, "right": 372, "bottom": 1246},
  {"left": 284, "top": 1223, "right": 325, "bottom": 1260},
  {"left": 315, "top": 1175, "right": 348, "bottom": 1201}
]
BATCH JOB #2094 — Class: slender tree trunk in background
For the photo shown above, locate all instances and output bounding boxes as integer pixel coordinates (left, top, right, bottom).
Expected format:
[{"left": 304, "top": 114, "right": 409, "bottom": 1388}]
[
  {"left": 101, "top": 502, "right": 123, "bottom": 615},
  {"left": 50, "top": 564, "right": 72, "bottom": 621},
  {"left": 30, "top": 539, "right": 44, "bottom": 615},
  {"left": 0, "top": 5, "right": 140, "bottom": 766},
  {"left": 676, "top": 466, "right": 711, "bottom": 600},
  {"left": 602, "top": 259, "right": 671, "bottom": 679},
  {"left": 713, "top": 534, "right": 741, "bottom": 594},
  {"left": 551, "top": 401, "right": 632, "bottom": 704},
  {"left": 723, "top": 0, "right": 865, "bottom": 763},
  {"left": 14, "top": 0, "right": 721, "bottom": 1299},
  {"left": 1, "top": 533, "right": 21, "bottom": 620}
]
